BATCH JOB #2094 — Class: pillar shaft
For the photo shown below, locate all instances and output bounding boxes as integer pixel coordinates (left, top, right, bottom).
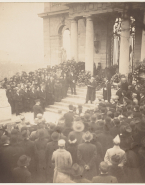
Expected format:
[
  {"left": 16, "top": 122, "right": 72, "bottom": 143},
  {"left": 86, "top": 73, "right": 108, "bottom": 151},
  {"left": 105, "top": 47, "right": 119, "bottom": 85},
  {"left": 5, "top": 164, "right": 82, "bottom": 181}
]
[
  {"left": 119, "top": 18, "right": 130, "bottom": 76},
  {"left": 141, "top": 12, "right": 145, "bottom": 61},
  {"left": 70, "top": 19, "right": 78, "bottom": 62},
  {"left": 85, "top": 16, "right": 94, "bottom": 75},
  {"left": 43, "top": 18, "right": 51, "bottom": 66}
]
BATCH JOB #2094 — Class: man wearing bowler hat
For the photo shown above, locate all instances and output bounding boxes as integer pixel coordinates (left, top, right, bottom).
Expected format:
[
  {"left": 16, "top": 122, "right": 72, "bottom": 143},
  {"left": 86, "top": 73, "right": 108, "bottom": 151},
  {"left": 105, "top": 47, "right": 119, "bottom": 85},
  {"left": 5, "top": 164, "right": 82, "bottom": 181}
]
[
  {"left": 70, "top": 163, "right": 90, "bottom": 183},
  {"left": 77, "top": 131, "right": 97, "bottom": 181}
]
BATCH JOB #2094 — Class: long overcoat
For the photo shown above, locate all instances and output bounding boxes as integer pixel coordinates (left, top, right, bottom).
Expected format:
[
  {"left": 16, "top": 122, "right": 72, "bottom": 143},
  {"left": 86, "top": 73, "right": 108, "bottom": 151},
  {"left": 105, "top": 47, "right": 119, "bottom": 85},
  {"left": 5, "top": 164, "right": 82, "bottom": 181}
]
[
  {"left": 34, "top": 138, "right": 48, "bottom": 182},
  {"left": 86, "top": 80, "right": 96, "bottom": 102},
  {"left": 77, "top": 142, "right": 97, "bottom": 180},
  {"left": 103, "top": 81, "right": 111, "bottom": 102},
  {"left": 45, "top": 141, "right": 59, "bottom": 182}
]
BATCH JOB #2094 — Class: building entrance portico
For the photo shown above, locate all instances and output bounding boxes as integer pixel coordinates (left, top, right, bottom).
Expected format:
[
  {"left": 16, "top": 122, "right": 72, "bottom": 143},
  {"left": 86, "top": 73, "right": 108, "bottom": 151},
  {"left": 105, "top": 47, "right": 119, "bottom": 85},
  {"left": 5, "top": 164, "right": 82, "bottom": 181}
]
[{"left": 39, "top": 2, "right": 145, "bottom": 76}]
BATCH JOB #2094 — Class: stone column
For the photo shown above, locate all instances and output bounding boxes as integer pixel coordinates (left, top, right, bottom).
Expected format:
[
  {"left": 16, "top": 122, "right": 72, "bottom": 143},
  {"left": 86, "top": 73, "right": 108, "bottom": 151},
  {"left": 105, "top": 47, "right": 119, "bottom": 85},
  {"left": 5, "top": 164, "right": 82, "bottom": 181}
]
[
  {"left": 43, "top": 17, "right": 51, "bottom": 66},
  {"left": 113, "top": 35, "right": 119, "bottom": 65},
  {"left": 70, "top": 18, "right": 78, "bottom": 62},
  {"left": 85, "top": 16, "right": 94, "bottom": 75},
  {"left": 119, "top": 17, "right": 130, "bottom": 76},
  {"left": 141, "top": 12, "right": 145, "bottom": 61}
]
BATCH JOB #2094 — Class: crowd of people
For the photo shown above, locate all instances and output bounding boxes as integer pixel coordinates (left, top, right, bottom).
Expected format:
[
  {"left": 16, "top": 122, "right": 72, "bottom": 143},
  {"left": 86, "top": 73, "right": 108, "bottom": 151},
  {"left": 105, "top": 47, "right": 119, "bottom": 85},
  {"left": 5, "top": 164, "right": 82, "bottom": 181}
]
[
  {"left": 1, "top": 67, "right": 77, "bottom": 115},
  {"left": 0, "top": 74, "right": 145, "bottom": 183}
]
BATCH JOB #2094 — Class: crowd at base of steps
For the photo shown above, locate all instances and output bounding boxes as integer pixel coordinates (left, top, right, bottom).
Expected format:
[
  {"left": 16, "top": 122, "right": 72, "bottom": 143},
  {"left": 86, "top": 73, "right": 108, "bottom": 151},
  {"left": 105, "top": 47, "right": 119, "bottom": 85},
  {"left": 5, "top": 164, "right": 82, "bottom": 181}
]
[
  {"left": 1, "top": 68, "right": 145, "bottom": 183},
  {"left": 1, "top": 75, "right": 145, "bottom": 183},
  {"left": 0, "top": 67, "right": 79, "bottom": 116}
]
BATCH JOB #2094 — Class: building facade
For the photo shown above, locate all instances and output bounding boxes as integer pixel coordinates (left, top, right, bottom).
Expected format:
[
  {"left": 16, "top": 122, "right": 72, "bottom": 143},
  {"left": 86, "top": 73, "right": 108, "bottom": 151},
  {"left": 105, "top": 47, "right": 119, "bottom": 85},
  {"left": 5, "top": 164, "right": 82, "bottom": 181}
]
[{"left": 39, "top": 2, "right": 145, "bottom": 76}]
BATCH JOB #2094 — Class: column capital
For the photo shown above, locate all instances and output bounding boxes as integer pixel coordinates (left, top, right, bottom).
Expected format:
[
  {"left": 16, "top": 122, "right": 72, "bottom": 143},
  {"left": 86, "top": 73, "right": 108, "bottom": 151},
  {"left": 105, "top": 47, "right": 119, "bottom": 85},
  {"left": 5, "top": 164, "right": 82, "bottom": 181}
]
[
  {"left": 68, "top": 17, "right": 79, "bottom": 22},
  {"left": 83, "top": 15, "right": 93, "bottom": 21}
]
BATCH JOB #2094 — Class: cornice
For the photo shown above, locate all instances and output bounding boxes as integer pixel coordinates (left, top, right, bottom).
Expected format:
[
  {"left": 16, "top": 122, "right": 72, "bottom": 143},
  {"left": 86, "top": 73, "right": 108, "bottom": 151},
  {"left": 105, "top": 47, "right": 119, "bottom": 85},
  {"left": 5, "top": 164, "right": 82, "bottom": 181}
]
[{"left": 38, "top": 9, "right": 69, "bottom": 18}]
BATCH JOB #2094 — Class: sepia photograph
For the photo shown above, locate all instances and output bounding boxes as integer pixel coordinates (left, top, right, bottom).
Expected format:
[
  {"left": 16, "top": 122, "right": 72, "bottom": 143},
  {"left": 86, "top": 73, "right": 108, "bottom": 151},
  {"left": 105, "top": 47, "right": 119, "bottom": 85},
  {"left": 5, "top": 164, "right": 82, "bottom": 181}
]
[{"left": 1, "top": 1, "right": 145, "bottom": 183}]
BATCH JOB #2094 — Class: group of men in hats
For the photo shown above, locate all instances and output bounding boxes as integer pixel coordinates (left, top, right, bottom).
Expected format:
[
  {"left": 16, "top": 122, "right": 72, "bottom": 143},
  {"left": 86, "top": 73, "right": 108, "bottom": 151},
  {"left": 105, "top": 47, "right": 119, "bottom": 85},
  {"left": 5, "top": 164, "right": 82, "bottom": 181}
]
[
  {"left": 1, "top": 66, "right": 145, "bottom": 183},
  {"left": 1, "top": 66, "right": 77, "bottom": 115}
]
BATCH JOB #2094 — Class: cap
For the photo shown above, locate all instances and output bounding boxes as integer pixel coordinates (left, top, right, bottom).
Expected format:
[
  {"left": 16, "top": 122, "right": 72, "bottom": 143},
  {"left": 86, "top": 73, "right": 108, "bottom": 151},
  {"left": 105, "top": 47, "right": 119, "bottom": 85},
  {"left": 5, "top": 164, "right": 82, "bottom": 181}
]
[{"left": 58, "top": 139, "right": 65, "bottom": 146}]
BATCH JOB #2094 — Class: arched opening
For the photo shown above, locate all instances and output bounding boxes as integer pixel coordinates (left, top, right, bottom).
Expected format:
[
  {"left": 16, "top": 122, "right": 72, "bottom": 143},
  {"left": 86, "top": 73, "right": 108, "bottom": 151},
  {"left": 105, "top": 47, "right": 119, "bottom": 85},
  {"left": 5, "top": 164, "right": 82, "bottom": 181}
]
[{"left": 62, "top": 29, "right": 71, "bottom": 61}]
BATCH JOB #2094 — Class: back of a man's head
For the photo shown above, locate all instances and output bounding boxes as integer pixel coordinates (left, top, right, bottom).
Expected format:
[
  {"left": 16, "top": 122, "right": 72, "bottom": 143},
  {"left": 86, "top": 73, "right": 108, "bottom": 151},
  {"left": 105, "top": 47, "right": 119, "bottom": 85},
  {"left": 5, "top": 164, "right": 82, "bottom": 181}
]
[{"left": 99, "top": 161, "right": 109, "bottom": 174}]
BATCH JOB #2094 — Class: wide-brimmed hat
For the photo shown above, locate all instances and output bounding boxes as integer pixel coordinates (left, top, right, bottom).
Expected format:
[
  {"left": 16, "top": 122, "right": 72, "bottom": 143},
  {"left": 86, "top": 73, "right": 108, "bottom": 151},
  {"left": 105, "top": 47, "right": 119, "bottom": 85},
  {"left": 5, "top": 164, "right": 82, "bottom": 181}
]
[
  {"left": 51, "top": 132, "right": 59, "bottom": 141},
  {"left": 71, "top": 163, "right": 84, "bottom": 177},
  {"left": 17, "top": 155, "right": 31, "bottom": 167},
  {"left": 73, "top": 121, "right": 84, "bottom": 132},
  {"left": 82, "top": 131, "right": 93, "bottom": 142},
  {"left": 68, "top": 133, "right": 77, "bottom": 144}
]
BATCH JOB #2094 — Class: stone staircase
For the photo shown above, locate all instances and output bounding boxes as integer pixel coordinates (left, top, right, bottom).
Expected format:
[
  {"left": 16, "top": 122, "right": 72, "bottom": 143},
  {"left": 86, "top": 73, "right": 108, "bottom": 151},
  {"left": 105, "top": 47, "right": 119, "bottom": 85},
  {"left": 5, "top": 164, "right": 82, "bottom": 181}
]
[{"left": 45, "top": 86, "right": 116, "bottom": 114}]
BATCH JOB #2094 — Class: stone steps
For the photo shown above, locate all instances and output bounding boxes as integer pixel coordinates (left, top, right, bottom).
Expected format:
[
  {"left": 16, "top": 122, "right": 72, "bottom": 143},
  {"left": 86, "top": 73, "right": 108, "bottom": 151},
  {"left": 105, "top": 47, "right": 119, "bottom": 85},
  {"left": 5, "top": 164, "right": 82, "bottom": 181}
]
[{"left": 45, "top": 86, "right": 116, "bottom": 114}]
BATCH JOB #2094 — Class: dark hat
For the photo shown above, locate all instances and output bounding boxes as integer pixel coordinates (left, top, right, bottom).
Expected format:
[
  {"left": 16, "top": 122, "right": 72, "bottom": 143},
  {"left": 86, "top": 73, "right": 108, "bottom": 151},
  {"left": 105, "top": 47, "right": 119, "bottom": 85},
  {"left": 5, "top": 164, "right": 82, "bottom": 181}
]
[
  {"left": 73, "top": 121, "right": 84, "bottom": 132},
  {"left": 82, "top": 131, "right": 93, "bottom": 142},
  {"left": 51, "top": 132, "right": 59, "bottom": 141},
  {"left": 17, "top": 155, "right": 31, "bottom": 167},
  {"left": 71, "top": 163, "right": 84, "bottom": 177},
  {"left": 68, "top": 133, "right": 77, "bottom": 144}
]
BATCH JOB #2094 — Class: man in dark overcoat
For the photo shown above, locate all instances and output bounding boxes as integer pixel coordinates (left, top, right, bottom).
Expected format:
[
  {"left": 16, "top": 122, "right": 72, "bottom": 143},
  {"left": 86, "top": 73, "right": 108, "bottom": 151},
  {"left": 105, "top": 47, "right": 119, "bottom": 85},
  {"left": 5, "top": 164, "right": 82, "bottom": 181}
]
[
  {"left": 14, "top": 88, "right": 23, "bottom": 115},
  {"left": 23, "top": 87, "right": 31, "bottom": 112},
  {"left": 1, "top": 133, "right": 24, "bottom": 182},
  {"left": 0, "top": 135, "right": 11, "bottom": 183},
  {"left": 69, "top": 70, "right": 77, "bottom": 95},
  {"left": 30, "top": 87, "right": 38, "bottom": 111},
  {"left": 86, "top": 77, "right": 96, "bottom": 104},
  {"left": 77, "top": 131, "right": 97, "bottom": 181},
  {"left": 103, "top": 78, "right": 111, "bottom": 102},
  {"left": 19, "top": 128, "right": 36, "bottom": 182},
  {"left": 45, "top": 132, "right": 59, "bottom": 182},
  {"left": 47, "top": 76, "right": 55, "bottom": 105},
  {"left": 12, "top": 155, "right": 32, "bottom": 183},
  {"left": 54, "top": 79, "right": 62, "bottom": 102},
  {"left": 37, "top": 85, "right": 46, "bottom": 110},
  {"left": 33, "top": 100, "right": 44, "bottom": 119},
  {"left": 6, "top": 85, "right": 15, "bottom": 114},
  {"left": 61, "top": 73, "right": 69, "bottom": 98},
  {"left": 63, "top": 104, "right": 74, "bottom": 127}
]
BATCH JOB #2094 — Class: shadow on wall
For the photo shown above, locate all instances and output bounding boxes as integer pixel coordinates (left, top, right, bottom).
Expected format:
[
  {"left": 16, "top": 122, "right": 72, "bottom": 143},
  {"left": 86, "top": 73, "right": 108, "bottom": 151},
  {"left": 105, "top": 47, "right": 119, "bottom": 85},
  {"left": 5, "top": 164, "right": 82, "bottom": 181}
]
[{"left": 0, "top": 61, "right": 44, "bottom": 81}]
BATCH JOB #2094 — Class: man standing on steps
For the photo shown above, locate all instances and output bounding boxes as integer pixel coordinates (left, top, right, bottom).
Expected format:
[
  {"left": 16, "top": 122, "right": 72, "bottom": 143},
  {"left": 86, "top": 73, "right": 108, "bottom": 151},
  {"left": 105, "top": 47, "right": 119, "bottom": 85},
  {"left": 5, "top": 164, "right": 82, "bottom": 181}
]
[
  {"left": 69, "top": 70, "right": 77, "bottom": 95},
  {"left": 85, "top": 77, "right": 96, "bottom": 104}
]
